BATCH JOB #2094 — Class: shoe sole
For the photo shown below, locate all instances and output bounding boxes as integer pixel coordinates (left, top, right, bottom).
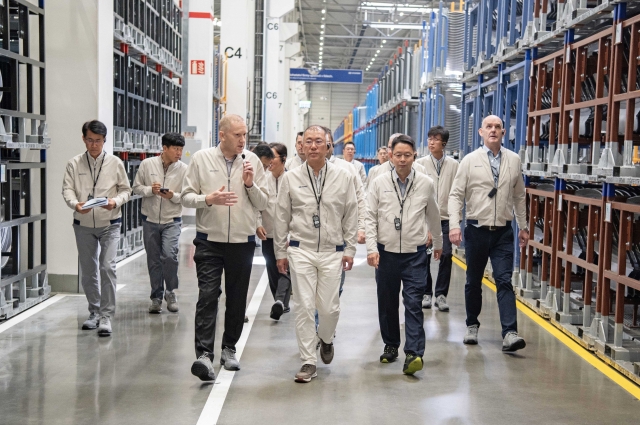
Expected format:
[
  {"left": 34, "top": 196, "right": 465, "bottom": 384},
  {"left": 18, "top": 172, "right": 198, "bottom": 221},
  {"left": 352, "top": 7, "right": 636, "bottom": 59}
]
[
  {"left": 403, "top": 357, "right": 423, "bottom": 375},
  {"left": 436, "top": 305, "right": 450, "bottom": 312},
  {"left": 270, "top": 302, "right": 284, "bottom": 320},
  {"left": 191, "top": 363, "right": 216, "bottom": 381},
  {"left": 82, "top": 324, "right": 98, "bottom": 330},
  {"left": 149, "top": 310, "right": 162, "bottom": 314},
  {"left": 294, "top": 372, "right": 317, "bottom": 383},
  {"left": 503, "top": 339, "right": 526, "bottom": 352},
  {"left": 166, "top": 306, "right": 179, "bottom": 313},
  {"left": 97, "top": 330, "right": 112, "bottom": 337},
  {"left": 220, "top": 359, "right": 241, "bottom": 371},
  {"left": 422, "top": 304, "right": 432, "bottom": 309},
  {"left": 463, "top": 339, "right": 478, "bottom": 345},
  {"left": 380, "top": 357, "right": 398, "bottom": 363}
]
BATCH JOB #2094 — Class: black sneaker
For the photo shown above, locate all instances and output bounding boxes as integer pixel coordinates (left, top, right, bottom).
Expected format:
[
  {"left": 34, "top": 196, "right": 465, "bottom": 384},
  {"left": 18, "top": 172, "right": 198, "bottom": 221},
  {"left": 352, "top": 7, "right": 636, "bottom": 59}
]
[
  {"left": 270, "top": 300, "right": 284, "bottom": 320},
  {"left": 402, "top": 354, "right": 423, "bottom": 375},
  {"left": 319, "top": 339, "right": 334, "bottom": 364},
  {"left": 380, "top": 345, "right": 399, "bottom": 363}
]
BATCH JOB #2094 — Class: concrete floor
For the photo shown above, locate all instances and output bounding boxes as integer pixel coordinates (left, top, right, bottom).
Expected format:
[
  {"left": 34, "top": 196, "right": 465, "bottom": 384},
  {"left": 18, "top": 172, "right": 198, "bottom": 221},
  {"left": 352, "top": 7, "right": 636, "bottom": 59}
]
[{"left": 0, "top": 227, "right": 638, "bottom": 425}]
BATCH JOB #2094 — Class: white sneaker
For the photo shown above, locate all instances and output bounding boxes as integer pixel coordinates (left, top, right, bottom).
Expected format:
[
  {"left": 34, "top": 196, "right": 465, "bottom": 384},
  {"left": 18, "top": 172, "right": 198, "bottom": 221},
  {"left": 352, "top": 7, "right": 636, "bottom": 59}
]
[
  {"left": 422, "top": 295, "right": 432, "bottom": 309},
  {"left": 97, "top": 316, "right": 112, "bottom": 337},
  {"left": 82, "top": 312, "right": 99, "bottom": 330}
]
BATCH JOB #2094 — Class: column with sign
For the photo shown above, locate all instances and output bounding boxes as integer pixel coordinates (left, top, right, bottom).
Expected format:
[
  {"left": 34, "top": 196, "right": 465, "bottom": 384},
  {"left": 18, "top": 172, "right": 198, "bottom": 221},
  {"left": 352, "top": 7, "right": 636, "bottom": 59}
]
[{"left": 263, "top": 17, "right": 281, "bottom": 142}]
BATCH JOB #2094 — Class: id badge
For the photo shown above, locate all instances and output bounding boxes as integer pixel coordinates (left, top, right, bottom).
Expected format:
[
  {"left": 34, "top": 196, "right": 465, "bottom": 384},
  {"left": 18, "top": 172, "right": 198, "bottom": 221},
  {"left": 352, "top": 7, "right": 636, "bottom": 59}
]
[
  {"left": 313, "top": 214, "right": 320, "bottom": 228},
  {"left": 87, "top": 194, "right": 94, "bottom": 201},
  {"left": 394, "top": 217, "right": 402, "bottom": 230}
]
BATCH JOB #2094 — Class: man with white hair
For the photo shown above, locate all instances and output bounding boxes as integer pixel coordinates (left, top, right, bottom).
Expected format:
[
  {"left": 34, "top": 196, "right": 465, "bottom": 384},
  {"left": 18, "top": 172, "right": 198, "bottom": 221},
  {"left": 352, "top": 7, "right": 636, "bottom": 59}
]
[
  {"left": 448, "top": 114, "right": 529, "bottom": 352},
  {"left": 182, "top": 114, "right": 268, "bottom": 381}
]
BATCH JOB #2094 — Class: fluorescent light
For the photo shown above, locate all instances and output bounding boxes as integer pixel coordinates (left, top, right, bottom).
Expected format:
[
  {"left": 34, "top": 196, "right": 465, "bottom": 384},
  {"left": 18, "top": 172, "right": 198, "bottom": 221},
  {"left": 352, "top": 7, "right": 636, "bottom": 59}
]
[
  {"left": 374, "top": 53, "right": 377, "bottom": 57},
  {"left": 368, "top": 22, "right": 425, "bottom": 30},
  {"left": 382, "top": 40, "right": 387, "bottom": 43},
  {"left": 322, "top": 16, "right": 325, "bottom": 20},
  {"left": 376, "top": 50, "right": 380, "bottom": 53},
  {"left": 321, "top": 30, "right": 324, "bottom": 34},
  {"left": 319, "top": 47, "right": 323, "bottom": 51},
  {"left": 321, "top": 9, "right": 325, "bottom": 13},
  {"left": 321, "top": 24, "right": 325, "bottom": 28},
  {"left": 320, "top": 36, "right": 324, "bottom": 40},
  {"left": 399, "top": 12, "right": 404, "bottom": 16}
]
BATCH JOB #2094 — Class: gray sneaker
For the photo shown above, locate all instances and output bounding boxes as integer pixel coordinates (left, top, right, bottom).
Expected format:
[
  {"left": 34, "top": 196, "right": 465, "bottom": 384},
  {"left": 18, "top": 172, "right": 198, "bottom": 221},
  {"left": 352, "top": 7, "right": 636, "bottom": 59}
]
[
  {"left": 149, "top": 298, "right": 162, "bottom": 314},
  {"left": 422, "top": 295, "right": 432, "bottom": 309},
  {"left": 463, "top": 325, "right": 479, "bottom": 345},
  {"left": 320, "top": 339, "right": 334, "bottom": 364},
  {"left": 220, "top": 347, "right": 240, "bottom": 370},
  {"left": 294, "top": 364, "right": 317, "bottom": 383},
  {"left": 435, "top": 295, "right": 450, "bottom": 312},
  {"left": 164, "top": 291, "right": 179, "bottom": 313},
  {"left": 191, "top": 354, "right": 216, "bottom": 381},
  {"left": 97, "top": 316, "right": 112, "bottom": 337},
  {"left": 82, "top": 312, "right": 99, "bottom": 330},
  {"left": 502, "top": 332, "right": 526, "bottom": 352}
]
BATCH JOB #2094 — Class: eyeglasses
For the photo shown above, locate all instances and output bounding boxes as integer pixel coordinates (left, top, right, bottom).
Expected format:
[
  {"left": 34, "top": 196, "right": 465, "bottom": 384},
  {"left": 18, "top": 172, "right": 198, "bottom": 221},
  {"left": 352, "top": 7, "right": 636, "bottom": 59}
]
[
  {"left": 304, "top": 140, "right": 325, "bottom": 146},
  {"left": 84, "top": 137, "right": 105, "bottom": 144},
  {"left": 428, "top": 137, "right": 443, "bottom": 143},
  {"left": 393, "top": 153, "right": 414, "bottom": 159}
]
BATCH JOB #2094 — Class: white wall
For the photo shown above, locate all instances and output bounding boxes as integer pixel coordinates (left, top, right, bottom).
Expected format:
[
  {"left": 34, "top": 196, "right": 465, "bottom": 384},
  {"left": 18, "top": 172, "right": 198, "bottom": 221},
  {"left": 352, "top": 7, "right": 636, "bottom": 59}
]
[
  {"left": 307, "top": 83, "right": 366, "bottom": 131},
  {"left": 46, "top": 0, "right": 114, "bottom": 289}
]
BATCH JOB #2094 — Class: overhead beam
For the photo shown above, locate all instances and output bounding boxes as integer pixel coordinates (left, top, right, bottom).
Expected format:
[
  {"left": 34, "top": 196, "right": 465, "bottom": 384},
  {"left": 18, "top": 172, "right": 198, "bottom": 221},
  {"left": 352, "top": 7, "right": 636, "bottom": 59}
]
[{"left": 321, "top": 35, "right": 421, "bottom": 40}]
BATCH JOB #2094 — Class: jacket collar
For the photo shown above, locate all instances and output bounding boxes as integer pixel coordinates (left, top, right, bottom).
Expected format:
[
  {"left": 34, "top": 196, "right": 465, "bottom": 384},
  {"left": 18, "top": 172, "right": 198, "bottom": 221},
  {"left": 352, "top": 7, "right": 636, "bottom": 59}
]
[{"left": 476, "top": 146, "right": 509, "bottom": 187}]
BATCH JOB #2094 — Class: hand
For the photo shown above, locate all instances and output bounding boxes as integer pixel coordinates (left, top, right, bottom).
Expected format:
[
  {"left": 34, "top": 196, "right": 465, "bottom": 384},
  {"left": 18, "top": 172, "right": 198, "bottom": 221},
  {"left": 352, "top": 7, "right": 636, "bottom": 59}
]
[
  {"left": 342, "top": 256, "right": 354, "bottom": 271},
  {"left": 151, "top": 182, "right": 162, "bottom": 195},
  {"left": 449, "top": 228, "right": 462, "bottom": 246},
  {"left": 518, "top": 229, "right": 530, "bottom": 248},
  {"left": 433, "top": 249, "right": 442, "bottom": 261},
  {"left": 159, "top": 189, "right": 174, "bottom": 199},
  {"left": 256, "top": 226, "right": 267, "bottom": 240},
  {"left": 357, "top": 230, "right": 366, "bottom": 244},
  {"left": 367, "top": 253, "right": 379, "bottom": 269},
  {"left": 100, "top": 199, "right": 117, "bottom": 211},
  {"left": 242, "top": 160, "right": 254, "bottom": 188},
  {"left": 205, "top": 186, "right": 238, "bottom": 206},
  {"left": 427, "top": 231, "right": 433, "bottom": 247},
  {"left": 277, "top": 258, "right": 289, "bottom": 274},
  {"left": 75, "top": 202, "right": 92, "bottom": 214}
]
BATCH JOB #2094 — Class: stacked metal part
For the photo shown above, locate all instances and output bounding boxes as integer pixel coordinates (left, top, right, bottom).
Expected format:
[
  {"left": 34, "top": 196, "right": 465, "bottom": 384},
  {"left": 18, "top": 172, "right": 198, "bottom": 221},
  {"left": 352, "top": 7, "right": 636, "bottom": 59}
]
[
  {"left": 0, "top": 1, "right": 50, "bottom": 319},
  {"left": 112, "top": 0, "right": 183, "bottom": 261}
]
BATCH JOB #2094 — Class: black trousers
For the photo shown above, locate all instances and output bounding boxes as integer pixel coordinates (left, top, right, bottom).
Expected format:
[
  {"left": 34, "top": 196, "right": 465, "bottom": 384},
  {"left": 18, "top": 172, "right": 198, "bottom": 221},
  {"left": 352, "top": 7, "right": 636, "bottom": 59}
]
[
  {"left": 425, "top": 220, "right": 453, "bottom": 297},
  {"left": 193, "top": 238, "right": 255, "bottom": 360},
  {"left": 262, "top": 238, "right": 291, "bottom": 307}
]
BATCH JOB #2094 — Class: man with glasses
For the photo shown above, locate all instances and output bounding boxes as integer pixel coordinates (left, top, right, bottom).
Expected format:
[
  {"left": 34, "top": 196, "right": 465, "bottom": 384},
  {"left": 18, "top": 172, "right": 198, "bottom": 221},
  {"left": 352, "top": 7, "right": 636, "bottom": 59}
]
[
  {"left": 275, "top": 125, "right": 358, "bottom": 383},
  {"left": 132, "top": 133, "right": 187, "bottom": 314},
  {"left": 365, "top": 134, "right": 442, "bottom": 375},
  {"left": 62, "top": 120, "right": 132, "bottom": 337},
  {"left": 253, "top": 143, "right": 275, "bottom": 171},
  {"left": 416, "top": 126, "right": 459, "bottom": 312},
  {"left": 449, "top": 115, "right": 529, "bottom": 352},
  {"left": 367, "top": 133, "right": 426, "bottom": 184},
  {"left": 285, "top": 132, "right": 305, "bottom": 170}
]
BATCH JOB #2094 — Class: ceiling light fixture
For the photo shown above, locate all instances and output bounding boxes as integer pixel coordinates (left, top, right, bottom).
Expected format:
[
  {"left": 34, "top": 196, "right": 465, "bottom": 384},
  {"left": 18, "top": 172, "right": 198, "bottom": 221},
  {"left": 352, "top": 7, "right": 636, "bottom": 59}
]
[
  {"left": 368, "top": 22, "right": 425, "bottom": 30},
  {"left": 320, "top": 36, "right": 324, "bottom": 40},
  {"left": 321, "top": 24, "right": 325, "bottom": 28},
  {"left": 321, "top": 9, "right": 326, "bottom": 13},
  {"left": 376, "top": 50, "right": 380, "bottom": 53},
  {"left": 382, "top": 40, "right": 387, "bottom": 43}
]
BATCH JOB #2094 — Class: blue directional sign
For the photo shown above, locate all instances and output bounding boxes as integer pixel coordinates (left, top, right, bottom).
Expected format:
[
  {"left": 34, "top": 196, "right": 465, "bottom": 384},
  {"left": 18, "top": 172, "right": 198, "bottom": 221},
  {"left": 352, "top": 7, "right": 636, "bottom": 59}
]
[{"left": 290, "top": 68, "right": 363, "bottom": 84}]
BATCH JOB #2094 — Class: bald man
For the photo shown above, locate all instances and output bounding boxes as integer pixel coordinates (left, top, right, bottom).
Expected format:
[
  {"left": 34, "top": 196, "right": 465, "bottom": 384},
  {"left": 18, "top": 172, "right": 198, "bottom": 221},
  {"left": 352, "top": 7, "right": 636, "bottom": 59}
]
[
  {"left": 448, "top": 115, "right": 529, "bottom": 352},
  {"left": 182, "top": 114, "right": 268, "bottom": 381},
  {"left": 368, "top": 133, "right": 426, "bottom": 183}
]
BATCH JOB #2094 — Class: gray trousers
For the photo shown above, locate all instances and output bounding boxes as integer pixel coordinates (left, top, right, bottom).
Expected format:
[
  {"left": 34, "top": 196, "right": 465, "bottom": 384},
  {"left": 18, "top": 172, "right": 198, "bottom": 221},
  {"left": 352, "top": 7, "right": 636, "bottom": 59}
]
[
  {"left": 142, "top": 220, "right": 181, "bottom": 300},
  {"left": 73, "top": 223, "right": 121, "bottom": 317}
]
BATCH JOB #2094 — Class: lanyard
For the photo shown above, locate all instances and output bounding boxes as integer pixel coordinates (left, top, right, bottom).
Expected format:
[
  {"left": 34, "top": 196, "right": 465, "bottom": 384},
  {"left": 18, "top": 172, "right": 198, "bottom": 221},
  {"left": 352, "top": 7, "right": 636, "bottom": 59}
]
[
  {"left": 85, "top": 151, "right": 105, "bottom": 196},
  {"left": 390, "top": 169, "right": 415, "bottom": 214},
  {"left": 306, "top": 163, "right": 327, "bottom": 208},
  {"left": 488, "top": 153, "right": 500, "bottom": 188},
  {"left": 430, "top": 155, "right": 444, "bottom": 176}
]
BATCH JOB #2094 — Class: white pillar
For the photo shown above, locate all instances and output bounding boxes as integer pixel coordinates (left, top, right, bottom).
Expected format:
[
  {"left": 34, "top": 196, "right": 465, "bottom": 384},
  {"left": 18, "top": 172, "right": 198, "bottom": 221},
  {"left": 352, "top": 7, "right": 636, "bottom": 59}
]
[
  {"left": 46, "top": 0, "right": 114, "bottom": 292},
  {"left": 185, "top": 0, "right": 214, "bottom": 147}
]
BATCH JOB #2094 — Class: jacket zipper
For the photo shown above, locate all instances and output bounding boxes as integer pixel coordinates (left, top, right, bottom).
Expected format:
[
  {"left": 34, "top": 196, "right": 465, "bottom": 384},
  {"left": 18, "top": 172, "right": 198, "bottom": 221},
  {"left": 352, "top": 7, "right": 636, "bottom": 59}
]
[
  {"left": 227, "top": 158, "right": 232, "bottom": 243},
  {"left": 159, "top": 158, "right": 167, "bottom": 224},
  {"left": 399, "top": 208, "right": 403, "bottom": 254}
]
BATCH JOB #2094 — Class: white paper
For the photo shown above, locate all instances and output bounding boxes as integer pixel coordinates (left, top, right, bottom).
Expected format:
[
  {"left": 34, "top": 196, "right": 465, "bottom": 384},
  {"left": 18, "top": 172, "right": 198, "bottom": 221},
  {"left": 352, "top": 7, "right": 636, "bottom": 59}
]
[{"left": 81, "top": 197, "right": 108, "bottom": 210}]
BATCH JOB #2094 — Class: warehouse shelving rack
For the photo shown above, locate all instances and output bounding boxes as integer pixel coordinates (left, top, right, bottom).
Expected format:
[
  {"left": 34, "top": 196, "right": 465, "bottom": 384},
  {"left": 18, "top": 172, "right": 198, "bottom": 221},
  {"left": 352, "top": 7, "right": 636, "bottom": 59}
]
[
  {"left": 113, "top": 0, "right": 183, "bottom": 262},
  {"left": 0, "top": 0, "right": 50, "bottom": 319}
]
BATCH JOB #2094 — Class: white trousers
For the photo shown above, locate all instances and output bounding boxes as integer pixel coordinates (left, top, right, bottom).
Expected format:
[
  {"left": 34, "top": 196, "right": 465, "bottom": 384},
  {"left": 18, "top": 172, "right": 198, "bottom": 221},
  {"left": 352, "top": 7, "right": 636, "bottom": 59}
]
[{"left": 288, "top": 247, "right": 343, "bottom": 365}]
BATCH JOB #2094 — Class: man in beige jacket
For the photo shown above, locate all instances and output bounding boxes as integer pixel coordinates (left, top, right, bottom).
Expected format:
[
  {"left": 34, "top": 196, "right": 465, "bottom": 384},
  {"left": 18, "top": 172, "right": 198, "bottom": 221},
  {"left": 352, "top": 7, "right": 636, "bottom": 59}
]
[
  {"left": 366, "top": 134, "right": 442, "bottom": 375},
  {"left": 62, "top": 120, "right": 131, "bottom": 337},
  {"left": 132, "top": 133, "right": 187, "bottom": 314},
  {"left": 448, "top": 115, "right": 529, "bottom": 352},
  {"left": 415, "top": 126, "right": 459, "bottom": 311},
  {"left": 182, "top": 114, "right": 268, "bottom": 381},
  {"left": 275, "top": 125, "right": 358, "bottom": 383}
]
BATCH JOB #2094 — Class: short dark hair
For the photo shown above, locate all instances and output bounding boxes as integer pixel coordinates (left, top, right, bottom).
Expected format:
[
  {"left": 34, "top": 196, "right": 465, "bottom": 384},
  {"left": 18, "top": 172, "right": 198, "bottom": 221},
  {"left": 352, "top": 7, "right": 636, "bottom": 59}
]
[
  {"left": 391, "top": 134, "right": 416, "bottom": 152},
  {"left": 270, "top": 142, "right": 288, "bottom": 161},
  {"left": 162, "top": 132, "right": 185, "bottom": 147},
  {"left": 427, "top": 125, "right": 449, "bottom": 146},
  {"left": 378, "top": 146, "right": 387, "bottom": 153},
  {"left": 296, "top": 132, "right": 304, "bottom": 139},
  {"left": 82, "top": 120, "right": 107, "bottom": 138},
  {"left": 344, "top": 141, "right": 355, "bottom": 149},
  {"left": 253, "top": 143, "right": 274, "bottom": 160}
]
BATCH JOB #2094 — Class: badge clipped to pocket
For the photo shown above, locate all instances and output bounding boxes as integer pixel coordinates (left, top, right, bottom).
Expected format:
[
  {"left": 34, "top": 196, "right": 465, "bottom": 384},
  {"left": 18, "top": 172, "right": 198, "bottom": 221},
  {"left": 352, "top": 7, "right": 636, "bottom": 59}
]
[
  {"left": 394, "top": 217, "right": 402, "bottom": 231},
  {"left": 313, "top": 213, "right": 320, "bottom": 228}
]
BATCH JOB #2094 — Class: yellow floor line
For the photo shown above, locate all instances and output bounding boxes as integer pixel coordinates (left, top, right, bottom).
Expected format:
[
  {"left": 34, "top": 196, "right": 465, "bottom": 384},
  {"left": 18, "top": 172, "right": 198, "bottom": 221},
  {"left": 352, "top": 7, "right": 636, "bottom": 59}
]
[{"left": 452, "top": 257, "right": 640, "bottom": 400}]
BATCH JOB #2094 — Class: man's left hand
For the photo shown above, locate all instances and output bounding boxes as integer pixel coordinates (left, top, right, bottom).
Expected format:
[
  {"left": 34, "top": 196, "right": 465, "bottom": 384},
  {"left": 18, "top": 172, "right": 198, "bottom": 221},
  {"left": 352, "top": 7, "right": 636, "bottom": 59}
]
[
  {"left": 357, "top": 230, "right": 366, "bottom": 244},
  {"left": 342, "top": 256, "right": 354, "bottom": 271},
  {"left": 433, "top": 249, "right": 442, "bottom": 261},
  {"left": 518, "top": 229, "right": 530, "bottom": 248},
  {"left": 101, "top": 199, "right": 117, "bottom": 211},
  {"left": 242, "top": 160, "right": 254, "bottom": 188}
]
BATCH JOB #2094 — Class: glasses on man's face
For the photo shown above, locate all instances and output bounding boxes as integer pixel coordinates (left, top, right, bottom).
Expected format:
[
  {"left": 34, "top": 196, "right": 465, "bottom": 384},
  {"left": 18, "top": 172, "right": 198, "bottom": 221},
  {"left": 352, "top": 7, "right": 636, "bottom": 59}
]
[
  {"left": 84, "top": 137, "right": 105, "bottom": 145},
  {"left": 393, "top": 153, "right": 414, "bottom": 159},
  {"left": 428, "top": 137, "right": 443, "bottom": 143},
  {"left": 304, "top": 140, "right": 325, "bottom": 146}
]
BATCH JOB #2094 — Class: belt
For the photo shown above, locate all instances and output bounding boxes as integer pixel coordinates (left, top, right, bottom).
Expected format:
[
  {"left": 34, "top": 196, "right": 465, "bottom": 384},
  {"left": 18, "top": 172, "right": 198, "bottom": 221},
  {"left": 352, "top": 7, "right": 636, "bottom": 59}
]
[
  {"left": 141, "top": 214, "right": 182, "bottom": 223},
  {"left": 377, "top": 243, "right": 428, "bottom": 252},
  {"left": 289, "top": 240, "right": 344, "bottom": 252},
  {"left": 467, "top": 219, "right": 511, "bottom": 231},
  {"left": 73, "top": 218, "right": 121, "bottom": 226},
  {"left": 196, "top": 232, "right": 255, "bottom": 242}
]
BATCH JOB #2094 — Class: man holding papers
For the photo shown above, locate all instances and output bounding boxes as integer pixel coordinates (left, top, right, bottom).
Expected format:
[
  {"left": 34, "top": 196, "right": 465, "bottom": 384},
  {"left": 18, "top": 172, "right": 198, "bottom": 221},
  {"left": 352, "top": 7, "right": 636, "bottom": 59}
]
[{"left": 62, "top": 120, "right": 131, "bottom": 337}]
